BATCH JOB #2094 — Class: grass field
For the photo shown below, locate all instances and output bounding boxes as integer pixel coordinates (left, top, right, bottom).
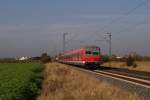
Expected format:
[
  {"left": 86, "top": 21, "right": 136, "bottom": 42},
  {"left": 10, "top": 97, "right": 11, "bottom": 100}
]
[
  {"left": 102, "top": 61, "right": 150, "bottom": 72},
  {"left": 38, "top": 63, "right": 139, "bottom": 100},
  {"left": 0, "top": 63, "right": 43, "bottom": 100}
]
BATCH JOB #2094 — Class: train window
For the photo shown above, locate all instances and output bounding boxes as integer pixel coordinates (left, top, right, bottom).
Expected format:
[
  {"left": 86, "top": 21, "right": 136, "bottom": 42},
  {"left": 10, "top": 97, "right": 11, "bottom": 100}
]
[
  {"left": 77, "top": 53, "right": 80, "bottom": 59},
  {"left": 86, "top": 51, "right": 92, "bottom": 55},
  {"left": 92, "top": 52, "right": 99, "bottom": 55}
]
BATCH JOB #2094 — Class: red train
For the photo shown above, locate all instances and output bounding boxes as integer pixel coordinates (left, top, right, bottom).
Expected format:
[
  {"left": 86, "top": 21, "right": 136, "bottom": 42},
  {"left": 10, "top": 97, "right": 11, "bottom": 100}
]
[{"left": 57, "top": 46, "right": 102, "bottom": 68}]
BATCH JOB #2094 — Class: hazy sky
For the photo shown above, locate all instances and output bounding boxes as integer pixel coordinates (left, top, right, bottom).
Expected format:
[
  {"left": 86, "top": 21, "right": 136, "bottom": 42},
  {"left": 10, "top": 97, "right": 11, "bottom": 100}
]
[{"left": 0, "top": 0, "right": 150, "bottom": 57}]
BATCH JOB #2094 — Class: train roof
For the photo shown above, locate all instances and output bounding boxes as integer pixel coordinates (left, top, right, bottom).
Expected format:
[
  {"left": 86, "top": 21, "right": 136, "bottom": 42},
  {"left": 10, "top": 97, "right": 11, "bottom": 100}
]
[
  {"left": 59, "top": 45, "right": 100, "bottom": 56},
  {"left": 84, "top": 45, "right": 100, "bottom": 49}
]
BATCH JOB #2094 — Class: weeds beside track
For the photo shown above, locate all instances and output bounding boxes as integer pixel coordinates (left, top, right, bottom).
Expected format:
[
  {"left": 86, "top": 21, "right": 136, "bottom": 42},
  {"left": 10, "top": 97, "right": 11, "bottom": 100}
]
[{"left": 38, "top": 63, "right": 139, "bottom": 100}]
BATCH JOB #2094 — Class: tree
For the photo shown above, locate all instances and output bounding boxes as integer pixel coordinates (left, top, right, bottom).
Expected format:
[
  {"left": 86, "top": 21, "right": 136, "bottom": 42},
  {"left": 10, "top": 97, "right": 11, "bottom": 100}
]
[
  {"left": 126, "top": 55, "right": 134, "bottom": 66},
  {"left": 126, "top": 54, "right": 137, "bottom": 68},
  {"left": 40, "top": 53, "right": 51, "bottom": 63}
]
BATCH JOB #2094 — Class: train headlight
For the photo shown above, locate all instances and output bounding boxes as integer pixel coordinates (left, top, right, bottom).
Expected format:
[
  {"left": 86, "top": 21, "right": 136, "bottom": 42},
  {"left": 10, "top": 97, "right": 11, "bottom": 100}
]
[{"left": 82, "top": 61, "right": 85, "bottom": 64}]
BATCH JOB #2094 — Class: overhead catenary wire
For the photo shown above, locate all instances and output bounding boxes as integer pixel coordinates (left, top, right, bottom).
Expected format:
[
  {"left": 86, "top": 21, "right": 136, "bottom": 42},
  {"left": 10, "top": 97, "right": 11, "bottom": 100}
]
[
  {"left": 116, "top": 15, "right": 150, "bottom": 35},
  {"left": 61, "top": 0, "right": 150, "bottom": 49},
  {"left": 81, "top": 0, "right": 150, "bottom": 44},
  {"left": 98, "top": 0, "right": 150, "bottom": 32}
]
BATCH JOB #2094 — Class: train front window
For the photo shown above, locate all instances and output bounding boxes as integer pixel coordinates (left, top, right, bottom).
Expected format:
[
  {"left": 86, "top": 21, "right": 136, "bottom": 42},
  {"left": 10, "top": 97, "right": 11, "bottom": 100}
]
[
  {"left": 92, "top": 52, "right": 99, "bottom": 55},
  {"left": 86, "top": 51, "right": 92, "bottom": 55}
]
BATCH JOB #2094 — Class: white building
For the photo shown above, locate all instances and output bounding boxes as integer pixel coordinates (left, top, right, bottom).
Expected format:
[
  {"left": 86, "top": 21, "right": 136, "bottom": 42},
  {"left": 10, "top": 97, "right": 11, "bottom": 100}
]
[{"left": 19, "top": 57, "right": 28, "bottom": 60}]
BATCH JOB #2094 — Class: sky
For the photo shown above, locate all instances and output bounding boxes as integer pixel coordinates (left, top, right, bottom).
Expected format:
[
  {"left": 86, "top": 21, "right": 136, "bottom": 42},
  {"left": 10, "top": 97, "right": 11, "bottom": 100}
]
[{"left": 0, "top": 0, "right": 150, "bottom": 57}]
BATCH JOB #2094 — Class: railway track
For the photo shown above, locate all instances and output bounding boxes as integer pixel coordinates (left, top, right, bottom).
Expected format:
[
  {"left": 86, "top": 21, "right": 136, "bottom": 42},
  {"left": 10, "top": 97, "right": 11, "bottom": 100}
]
[
  {"left": 93, "top": 70, "right": 150, "bottom": 89},
  {"left": 64, "top": 64, "right": 150, "bottom": 99},
  {"left": 71, "top": 65, "right": 150, "bottom": 89}
]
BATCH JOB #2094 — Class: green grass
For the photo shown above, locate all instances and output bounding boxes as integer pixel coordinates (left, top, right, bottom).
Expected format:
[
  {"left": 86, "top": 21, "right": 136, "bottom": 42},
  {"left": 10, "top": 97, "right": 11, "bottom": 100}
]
[{"left": 0, "top": 63, "right": 43, "bottom": 100}]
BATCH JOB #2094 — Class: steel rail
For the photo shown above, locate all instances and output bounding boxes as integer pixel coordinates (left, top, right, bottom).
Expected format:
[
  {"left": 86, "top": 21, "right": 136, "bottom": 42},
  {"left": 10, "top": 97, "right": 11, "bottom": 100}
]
[
  {"left": 103, "top": 70, "right": 150, "bottom": 81},
  {"left": 71, "top": 66, "right": 150, "bottom": 89},
  {"left": 94, "top": 70, "right": 150, "bottom": 89}
]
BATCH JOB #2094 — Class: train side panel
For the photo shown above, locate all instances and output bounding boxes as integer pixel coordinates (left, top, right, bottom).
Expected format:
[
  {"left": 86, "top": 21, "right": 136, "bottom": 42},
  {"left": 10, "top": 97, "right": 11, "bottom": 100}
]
[{"left": 58, "top": 46, "right": 102, "bottom": 68}]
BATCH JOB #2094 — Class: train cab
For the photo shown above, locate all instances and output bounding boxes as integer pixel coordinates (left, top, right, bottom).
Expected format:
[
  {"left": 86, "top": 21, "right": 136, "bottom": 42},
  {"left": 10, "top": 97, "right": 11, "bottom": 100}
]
[{"left": 83, "top": 46, "right": 101, "bottom": 66}]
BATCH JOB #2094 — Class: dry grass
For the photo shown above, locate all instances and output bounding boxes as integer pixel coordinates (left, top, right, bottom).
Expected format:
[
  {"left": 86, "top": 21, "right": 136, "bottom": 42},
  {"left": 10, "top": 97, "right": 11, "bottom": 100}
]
[
  {"left": 37, "top": 63, "right": 139, "bottom": 100},
  {"left": 102, "top": 61, "right": 150, "bottom": 72}
]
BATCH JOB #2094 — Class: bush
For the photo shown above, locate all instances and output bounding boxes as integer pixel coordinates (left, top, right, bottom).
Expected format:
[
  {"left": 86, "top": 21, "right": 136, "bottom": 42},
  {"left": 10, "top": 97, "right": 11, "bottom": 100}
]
[
  {"left": 126, "top": 56, "right": 135, "bottom": 67},
  {"left": 40, "top": 53, "right": 51, "bottom": 63},
  {"left": 133, "top": 63, "right": 137, "bottom": 68},
  {"left": 102, "top": 55, "right": 109, "bottom": 62}
]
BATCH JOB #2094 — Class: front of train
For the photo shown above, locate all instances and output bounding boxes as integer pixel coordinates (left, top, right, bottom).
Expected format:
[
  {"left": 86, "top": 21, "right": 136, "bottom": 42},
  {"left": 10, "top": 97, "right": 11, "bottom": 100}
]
[{"left": 83, "top": 46, "right": 101, "bottom": 66}]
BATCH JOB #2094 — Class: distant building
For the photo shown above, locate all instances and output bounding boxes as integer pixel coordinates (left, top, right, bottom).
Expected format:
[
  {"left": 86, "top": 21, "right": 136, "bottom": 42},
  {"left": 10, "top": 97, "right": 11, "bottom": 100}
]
[
  {"left": 19, "top": 57, "right": 28, "bottom": 61},
  {"left": 116, "top": 56, "right": 122, "bottom": 59}
]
